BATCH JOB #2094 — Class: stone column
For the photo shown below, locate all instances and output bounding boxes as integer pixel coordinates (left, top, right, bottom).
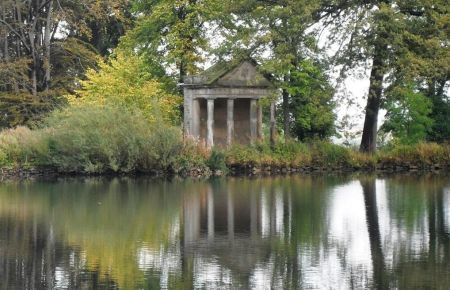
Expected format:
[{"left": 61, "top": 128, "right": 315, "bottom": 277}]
[
  {"left": 192, "top": 98, "right": 200, "bottom": 138},
  {"left": 207, "top": 98, "right": 214, "bottom": 148},
  {"left": 250, "top": 99, "right": 258, "bottom": 143},
  {"left": 183, "top": 88, "right": 192, "bottom": 137},
  {"left": 227, "top": 98, "right": 234, "bottom": 146},
  {"left": 270, "top": 101, "right": 276, "bottom": 147},
  {"left": 257, "top": 100, "right": 263, "bottom": 140}
]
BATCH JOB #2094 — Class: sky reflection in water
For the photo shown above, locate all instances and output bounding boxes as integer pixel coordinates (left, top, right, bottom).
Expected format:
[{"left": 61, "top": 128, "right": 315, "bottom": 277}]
[{"left": 0, "top": 174, "right": 449, "bottom": 289}]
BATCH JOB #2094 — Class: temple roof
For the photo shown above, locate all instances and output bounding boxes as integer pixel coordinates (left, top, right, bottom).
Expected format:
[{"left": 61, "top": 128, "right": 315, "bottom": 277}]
[{"left": 183, "top": 59, "right": 274, "bottom": 88}]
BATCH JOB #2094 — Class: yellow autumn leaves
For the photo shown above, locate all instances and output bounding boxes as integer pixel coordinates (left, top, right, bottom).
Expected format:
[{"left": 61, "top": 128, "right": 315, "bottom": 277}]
[{"left": 68, "top": 51, "right": 181, "bottom": 125}]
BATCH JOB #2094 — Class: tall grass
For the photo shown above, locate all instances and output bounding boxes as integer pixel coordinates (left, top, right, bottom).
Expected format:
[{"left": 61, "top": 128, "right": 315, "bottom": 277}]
[
  {"left": 379, "top": 142, "right": 450, "bottom": 167},
  {"left": 0, "top": 126, "right": 47, "bottom": 166},
  {"left": 0, "top": 105, "right": 186, "bottom": 173}
]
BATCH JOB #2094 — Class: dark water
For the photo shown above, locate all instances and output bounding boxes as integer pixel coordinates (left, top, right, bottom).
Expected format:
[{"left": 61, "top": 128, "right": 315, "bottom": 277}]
[{"left": 0, "top": 174, "right": 449, "bottom": 289}]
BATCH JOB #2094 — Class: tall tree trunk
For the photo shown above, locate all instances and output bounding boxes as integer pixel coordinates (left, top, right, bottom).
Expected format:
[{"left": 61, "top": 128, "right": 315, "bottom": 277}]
[
  {"left": 43, "top": 0, "right": 53, "bottom": 92},
  {"left": 28, "top": 1, "right": 39, "bottom": 97},
  {"left": 359, "top": 47, "right": 385, "bottom": 153},
  {"left": 282, "top": 85, "right": 290, "bottom": 140}
]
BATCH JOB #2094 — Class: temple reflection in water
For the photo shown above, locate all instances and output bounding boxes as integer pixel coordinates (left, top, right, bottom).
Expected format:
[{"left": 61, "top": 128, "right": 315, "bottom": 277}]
[{"left": 0, "top": 175, "right": 449, "bottom": 289}]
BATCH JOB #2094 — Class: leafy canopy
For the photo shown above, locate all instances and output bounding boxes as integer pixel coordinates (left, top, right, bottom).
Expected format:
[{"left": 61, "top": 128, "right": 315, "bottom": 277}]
[
  {"left": 382, "top": 85, "right": 433, "bottom": 144},
  {"left": 70, "top": 51, "right": 181, "bottom": 124}
]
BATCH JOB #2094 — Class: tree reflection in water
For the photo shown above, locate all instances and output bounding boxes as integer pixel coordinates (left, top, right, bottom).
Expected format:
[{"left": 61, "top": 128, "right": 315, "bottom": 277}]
[{"left": 0, "top": 174, "right": 448, "bottom": 289}]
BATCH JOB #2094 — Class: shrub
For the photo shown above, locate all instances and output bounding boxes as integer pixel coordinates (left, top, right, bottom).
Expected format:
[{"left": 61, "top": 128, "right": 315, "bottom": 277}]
[
  {"left": 41, "top": 105, "right": 184, "bottom": 173},
  {"left": 225, "top": 144, "right": 261, "bottom": 166},
  {"left": 172, "top": 139, "right": 209, "bottom": 174},
  {"left": 0, "top": 148, "right": 7, "bottom": 167},
  {"left": 70, "top": 51, "right": 181, "bottom": 124},
  {"left": 41, "top": 106, "right": 146, "bottom": 173},
  {"left": 207, "top": 149, "right": 227, "bottom": 172},
  {"left": 310, "top": 141, "right": 352, "bottom": 167},
  {"left": 144, "top": 125, "right": 183, "bottom": 170},
  {"left": 272, "top": 140, "right": 311, "bottom": 167}
]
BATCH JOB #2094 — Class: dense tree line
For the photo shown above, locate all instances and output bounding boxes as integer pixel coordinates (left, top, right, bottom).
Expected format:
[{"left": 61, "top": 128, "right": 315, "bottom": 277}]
[
  {"left": 0, "top": 0, "right": 448, "bottom": 151},
  {"left": 0, "top": 0, "right": 131, "bottom": 127}
]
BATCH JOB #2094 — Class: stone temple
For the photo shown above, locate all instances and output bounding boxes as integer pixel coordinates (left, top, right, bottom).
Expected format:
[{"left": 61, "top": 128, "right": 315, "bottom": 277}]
[{"left": 182, "top": 59, "right": 276, "bottom": 147}]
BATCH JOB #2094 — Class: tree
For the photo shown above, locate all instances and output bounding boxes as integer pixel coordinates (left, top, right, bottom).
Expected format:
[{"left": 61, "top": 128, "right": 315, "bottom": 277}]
[
  {"left": 215, "top": 0, "right": 336, "bottom": 141},
  {"left": 428, "top": 95, "right": 450, "bottom": 142},
  {"left": 322, "top": 0, "right": 449, "bottom": 151},
  {"left": 123, "top": 0, "right": 219, "bottom": 85},
  {"left": 0, "top": 0, "right": 131, "bottom": 128},
  {"left": 320, "top": 1, "right": 397, "bottom": 152},
  {"left": 381, "top": 85, "right": 433, "bottom": 144},
  {"left": 392, "top": 0, "right": 450, "bottom": 143},
  {"left": 288, "top": 60, "right": 336, "bottom": 140},
  {"left": 70, "top": 51, "right": 181, "bottom": 124},
  {"left": 75, "top": 0, "right": 134, "bottom": 56}
]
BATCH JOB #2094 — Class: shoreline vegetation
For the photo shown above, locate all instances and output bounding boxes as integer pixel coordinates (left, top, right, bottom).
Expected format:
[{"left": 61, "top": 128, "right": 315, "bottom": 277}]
[
  {"left": 1, "top": 1, "right": 448, "bottom": 180},
  {"left": 1, "top": 106, "right": 448, "bottom": 179}
]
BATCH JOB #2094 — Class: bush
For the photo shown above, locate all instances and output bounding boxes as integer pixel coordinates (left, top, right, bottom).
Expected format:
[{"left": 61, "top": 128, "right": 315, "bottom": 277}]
[
  {"left": 172, "top": 140, "right": 209, "bottom": 174},
  {"left": 70, "top": 51, "right": 181, "bottom": 124},
  {"left": 310, "top": 141, "right": 352, "bottom": 167},
  {"left": 207, "top": 149, "right": 227, "bottom": 172},
  {"left": 42, "top": 106, "right": 145, "bottom": 173},
  {"left": 0, "top": 105, "right": 187, "bottom": 174},
  {"left": 272, "top": 140, "right": 311, "bottom": 167},
  {"left": 144, "top": 125, "right": 183, "bottom": 170},
  {"left": 0, "top": 148, "right": 7, "bottom": 167},
  {"left": 225, "top": 144, "right": 261, "bottom": 166},
  {"left": 42, "top": 105, "right": 185, "bottom": 173}
]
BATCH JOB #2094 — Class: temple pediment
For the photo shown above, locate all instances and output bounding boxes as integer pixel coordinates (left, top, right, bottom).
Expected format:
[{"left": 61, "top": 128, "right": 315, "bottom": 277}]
[{"left": 183, "top": 59, "right": 273, "bottom": 88}]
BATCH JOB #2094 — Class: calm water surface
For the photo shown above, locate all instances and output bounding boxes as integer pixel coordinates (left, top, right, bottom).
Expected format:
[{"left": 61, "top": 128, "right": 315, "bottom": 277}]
[{"left": 0, "top": 174, "right": 449, "bottom": 289}]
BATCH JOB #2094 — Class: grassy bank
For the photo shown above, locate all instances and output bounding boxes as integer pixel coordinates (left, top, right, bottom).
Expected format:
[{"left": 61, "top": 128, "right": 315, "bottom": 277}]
[
  {"left": 224, "top": 141, "right": 450, "bottom": 173},
  {"left": 0, "top": 106, "right": 449, "bottom": 177}
]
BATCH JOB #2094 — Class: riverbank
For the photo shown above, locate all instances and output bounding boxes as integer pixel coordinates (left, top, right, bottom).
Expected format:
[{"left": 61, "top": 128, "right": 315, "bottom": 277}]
[
  {"left": 1, "top": 119, "right": 449, "bottom": 180},
  {"left": 1, "top": 144, "right": 448, "bottom": 180}
]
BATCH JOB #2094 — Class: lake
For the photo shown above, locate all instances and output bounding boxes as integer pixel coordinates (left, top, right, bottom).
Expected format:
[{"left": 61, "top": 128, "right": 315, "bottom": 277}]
[{"left": 0, "top": 174, "right": 449, "bottom": 289}]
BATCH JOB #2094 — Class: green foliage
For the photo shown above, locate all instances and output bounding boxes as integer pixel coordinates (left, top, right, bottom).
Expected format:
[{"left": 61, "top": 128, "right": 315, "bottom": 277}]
[
  {"left": 0, "top": 92, "right": 65, "bottom": 128},
  {"left": 310, "top": 142, "right": 351, "bottom": 167},
  {"left": 206, "top": 150, "right": 227, "bottom": 172},
  {"left": 0, "top": 148, "right": 6, "bottom": 167},
  {"left": 428, "top": 95, "right": 450, "bottom": 142},
  {"left": 0, "top": 105, "right": 187, "bottom": 173},
  {"left": 379, "top": 142, "right": 450, "bottom": 167},
  {"left": 172, "top": 140, "right": 210, "bottom": 174},
  {"left": 44, "top": 106, "right": 146, "bottom": 173},
  {"left": 70, "top": 51, "right": 181, "bottom": 124},
  {"left": 0, "top": 126, "right": 48, "bottom": 166},
  {"left": 124, "top": 0, "right": 219, "bottom": 82},
  {"left": 288, "top": 61, "right": 336, "bottom": 140},
  {"left": 42, "top": 105, "right": 183, "bottom": 173},
  {"left": 382, "top": 85, "right": 433, "bottom": 144},
  {"left": 145, "top": 124, "right": 184, "bottom": 170},
  {"left": 74, "top": 0, "right": 133, "bottom": 56},
  {"left": 224, "top": 140, "right": 371, "bottom": 169}
]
